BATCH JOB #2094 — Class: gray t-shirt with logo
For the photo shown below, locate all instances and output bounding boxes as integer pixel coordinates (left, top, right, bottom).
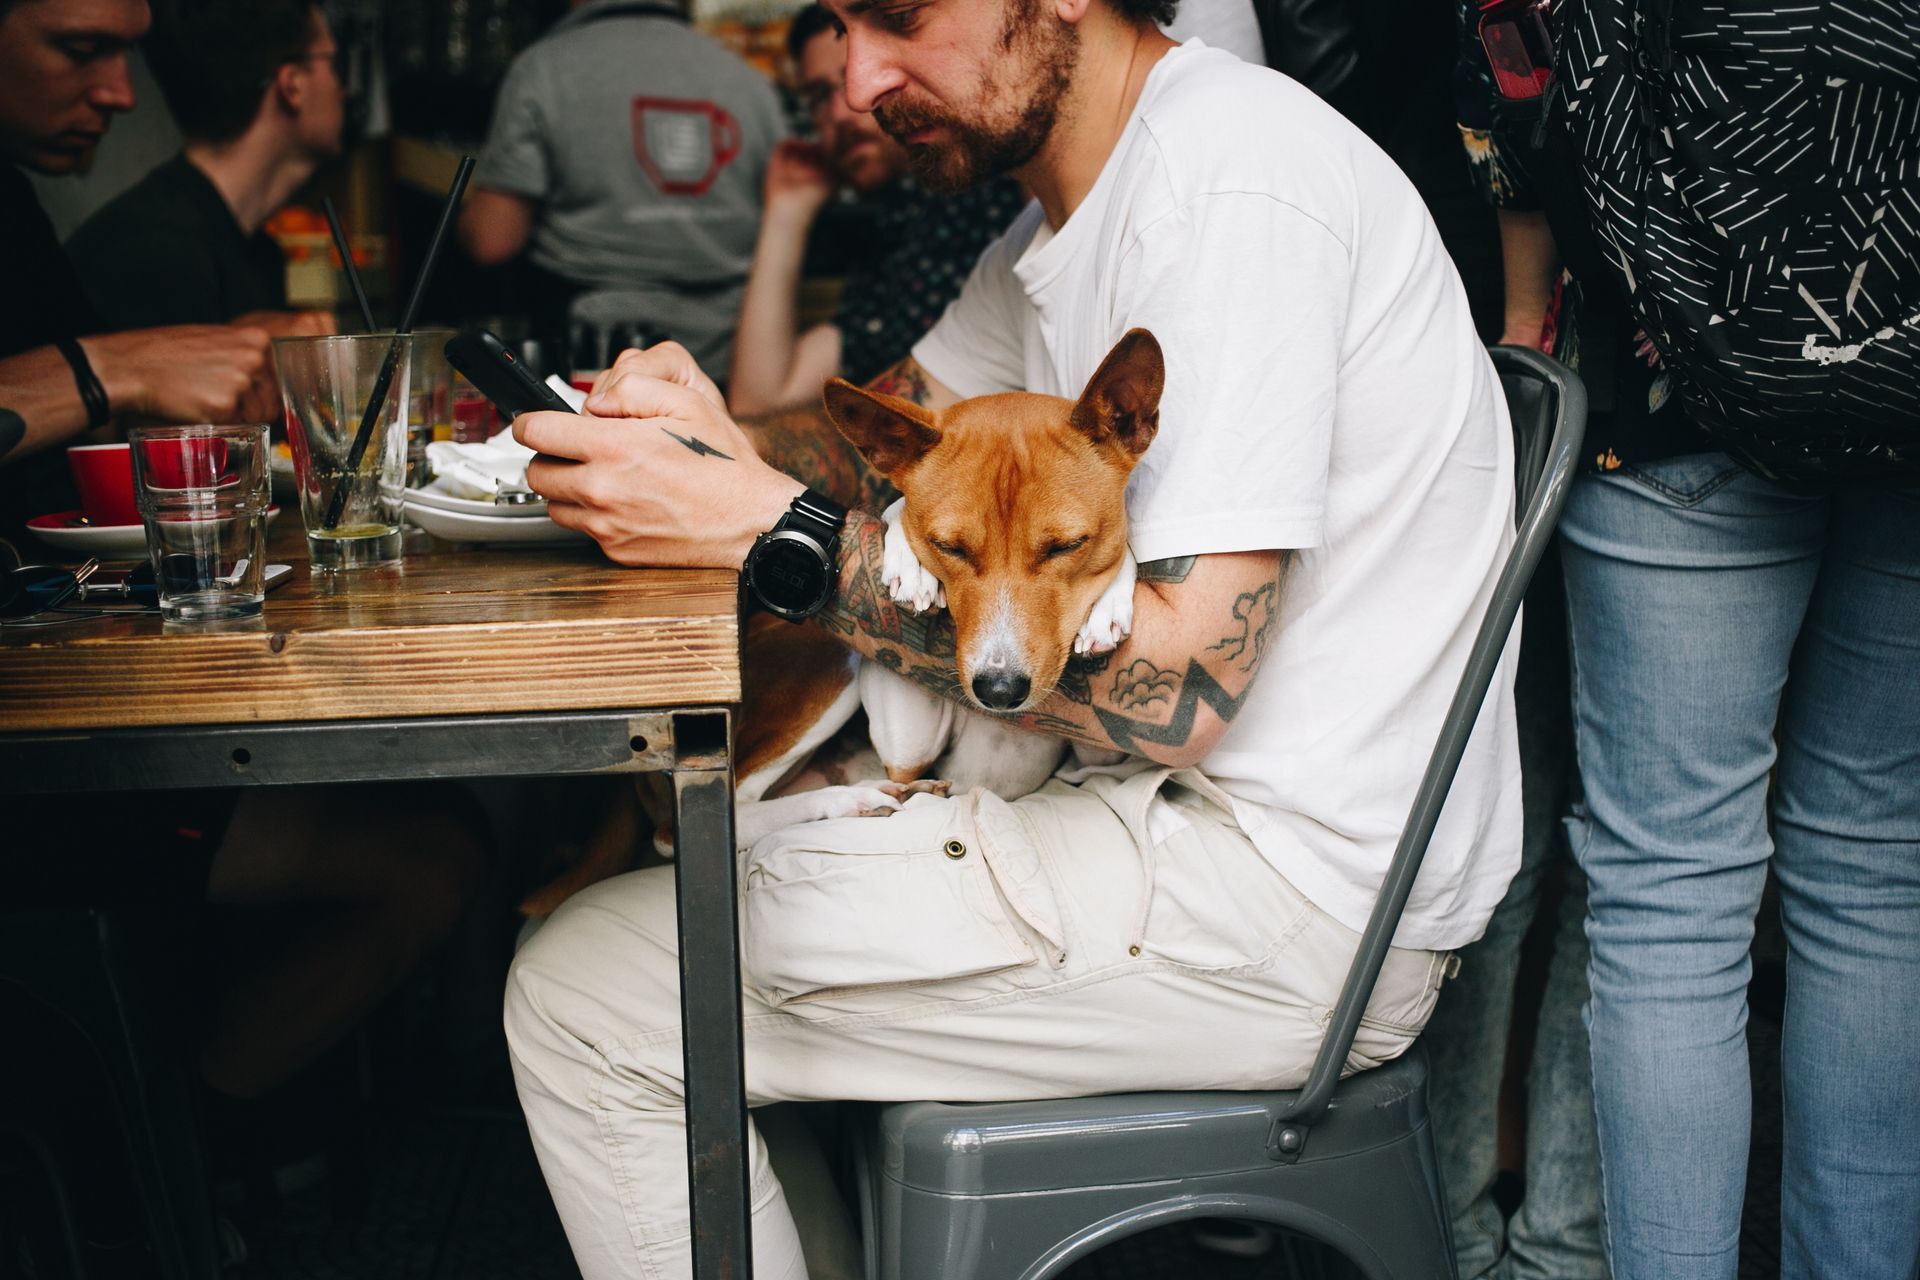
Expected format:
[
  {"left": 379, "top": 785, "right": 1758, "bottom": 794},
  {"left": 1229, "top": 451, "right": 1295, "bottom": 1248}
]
[{"left": 475, "top": 0, "right": 785, "bottom": 379}]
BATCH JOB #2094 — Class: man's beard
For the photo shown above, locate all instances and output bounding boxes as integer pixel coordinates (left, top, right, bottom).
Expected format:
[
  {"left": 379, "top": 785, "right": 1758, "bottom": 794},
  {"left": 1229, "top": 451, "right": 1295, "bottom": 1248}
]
[{"left": 873, "top": 6, "right": 1078, "bottom": 194}]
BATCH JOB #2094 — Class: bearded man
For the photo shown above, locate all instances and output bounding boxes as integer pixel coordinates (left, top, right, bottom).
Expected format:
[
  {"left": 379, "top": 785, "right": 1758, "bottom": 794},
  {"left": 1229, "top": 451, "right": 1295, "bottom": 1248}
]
[
  {"left": 503, "top": 1, "right": 1517, "bottom": 1275},
  {"left": 726, "top": 4, "right": 1023, "bottom": 412}
]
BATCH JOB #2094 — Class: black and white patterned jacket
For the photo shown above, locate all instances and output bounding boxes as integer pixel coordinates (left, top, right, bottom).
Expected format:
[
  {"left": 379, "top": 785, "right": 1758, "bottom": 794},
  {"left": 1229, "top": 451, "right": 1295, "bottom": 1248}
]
[{"left": 1553, "top": 0, "right": 1919, "bottom": 485}]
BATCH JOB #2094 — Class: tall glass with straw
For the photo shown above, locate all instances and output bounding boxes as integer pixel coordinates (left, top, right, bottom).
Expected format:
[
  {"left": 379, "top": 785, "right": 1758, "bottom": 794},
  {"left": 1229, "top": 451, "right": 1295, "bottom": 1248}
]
[
  {"left": 274, "top": 158, "right": 475, "bottom": 572},
  {"left": 275, "top": 332, "right": 412, "bottom": 569}
]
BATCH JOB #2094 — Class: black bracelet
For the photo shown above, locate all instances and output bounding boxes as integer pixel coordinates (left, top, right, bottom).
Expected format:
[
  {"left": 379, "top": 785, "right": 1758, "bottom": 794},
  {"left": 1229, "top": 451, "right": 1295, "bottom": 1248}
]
[{"left": 56, "top": 336, "right": 111, "bottom": 430}]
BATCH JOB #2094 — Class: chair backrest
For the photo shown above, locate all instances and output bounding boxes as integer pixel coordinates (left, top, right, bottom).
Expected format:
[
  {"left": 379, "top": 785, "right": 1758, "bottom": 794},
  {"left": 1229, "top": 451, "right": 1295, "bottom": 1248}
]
[{"left": 1276, "top": 345, "right": 1586, "bottom": 1137}]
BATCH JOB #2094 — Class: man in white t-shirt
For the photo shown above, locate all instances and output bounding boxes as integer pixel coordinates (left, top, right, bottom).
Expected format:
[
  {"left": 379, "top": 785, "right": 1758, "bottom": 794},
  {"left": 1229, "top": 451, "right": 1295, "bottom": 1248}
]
[{"left": 504, "top": 1, "right": 1517, "bottom": 1274}]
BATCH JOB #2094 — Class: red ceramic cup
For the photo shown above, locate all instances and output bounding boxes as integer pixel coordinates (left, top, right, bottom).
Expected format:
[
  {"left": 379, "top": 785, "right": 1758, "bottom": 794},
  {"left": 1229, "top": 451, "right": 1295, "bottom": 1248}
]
[
  {"left": 66, "top": 442, "right": 139, "bottom": 526},
  {"left": 136, "top": 436, "right": 230, "bottom": 490}
]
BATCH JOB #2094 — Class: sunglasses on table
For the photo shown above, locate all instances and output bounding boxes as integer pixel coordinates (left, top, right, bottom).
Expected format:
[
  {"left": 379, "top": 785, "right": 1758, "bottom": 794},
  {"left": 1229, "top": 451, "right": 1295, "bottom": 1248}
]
[{"left": 1478, "top": 0, "right": 1555, "bottom": 102}]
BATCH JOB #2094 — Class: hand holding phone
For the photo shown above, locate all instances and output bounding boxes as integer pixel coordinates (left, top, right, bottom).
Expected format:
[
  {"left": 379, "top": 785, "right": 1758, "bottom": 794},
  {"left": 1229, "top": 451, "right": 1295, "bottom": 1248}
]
[{"left": 443, "top": 329, "right": 579, "bottom": 419}]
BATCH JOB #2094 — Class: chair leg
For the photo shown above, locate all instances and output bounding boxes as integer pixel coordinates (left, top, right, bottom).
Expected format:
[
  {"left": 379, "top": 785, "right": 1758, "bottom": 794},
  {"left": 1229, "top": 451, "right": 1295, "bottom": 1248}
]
[{"left": 3, "top": 908, "right": 223, "bottom": 1280}]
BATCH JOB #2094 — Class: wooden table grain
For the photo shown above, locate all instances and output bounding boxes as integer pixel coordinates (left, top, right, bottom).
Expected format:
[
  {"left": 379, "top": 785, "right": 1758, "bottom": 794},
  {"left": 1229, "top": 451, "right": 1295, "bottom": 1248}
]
[{"left": 0, "top": 539, "right": 741, "bottom": 732}]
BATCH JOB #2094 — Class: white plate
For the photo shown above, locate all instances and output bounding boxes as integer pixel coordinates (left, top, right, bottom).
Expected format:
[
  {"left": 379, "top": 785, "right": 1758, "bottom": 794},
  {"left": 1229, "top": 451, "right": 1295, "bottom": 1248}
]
[
  {"left": 28, "top": 507, "right": 281, "bottom": 559},
  {"left": 403, "top": 500, "right": 588, "bottom": 545},
  {"left": 404, "top": 483, "right": 548, "bottom": 518}
]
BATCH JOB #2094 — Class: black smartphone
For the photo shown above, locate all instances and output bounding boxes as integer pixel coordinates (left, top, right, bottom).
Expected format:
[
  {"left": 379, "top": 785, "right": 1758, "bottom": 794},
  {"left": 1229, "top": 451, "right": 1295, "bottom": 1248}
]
[{"left": 443, "top": 328, "right": 579, "bottom": 419}]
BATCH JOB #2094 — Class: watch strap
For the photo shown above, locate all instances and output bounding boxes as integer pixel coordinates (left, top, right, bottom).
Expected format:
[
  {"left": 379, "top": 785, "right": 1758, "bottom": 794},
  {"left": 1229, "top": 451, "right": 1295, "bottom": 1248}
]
[{"left": 774, "top": 488, "right": 847, "bottom": 551}]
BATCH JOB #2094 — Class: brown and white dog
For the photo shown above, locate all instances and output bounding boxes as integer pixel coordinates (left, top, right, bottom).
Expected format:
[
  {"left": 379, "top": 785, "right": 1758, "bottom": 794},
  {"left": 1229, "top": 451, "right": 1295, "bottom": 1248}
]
[{"left": 519, "top": 329, "right": 1163, "bottom": 914}]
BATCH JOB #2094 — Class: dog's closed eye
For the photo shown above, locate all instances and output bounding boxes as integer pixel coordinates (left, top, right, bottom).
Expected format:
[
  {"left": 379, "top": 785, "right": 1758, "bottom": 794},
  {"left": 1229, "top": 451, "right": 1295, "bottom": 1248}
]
[
  {"left": 927, "top": 536, "right": 972, "bottom": 564},
  {"left": 1041, "top": 536, "right": 1089, "bottom": 560}
]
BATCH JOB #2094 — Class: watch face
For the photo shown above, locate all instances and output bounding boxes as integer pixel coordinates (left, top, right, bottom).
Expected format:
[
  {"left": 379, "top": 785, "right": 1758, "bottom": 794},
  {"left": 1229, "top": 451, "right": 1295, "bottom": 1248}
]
[{"left": 749, "top": 531, "right": 831, "bottom": 619}]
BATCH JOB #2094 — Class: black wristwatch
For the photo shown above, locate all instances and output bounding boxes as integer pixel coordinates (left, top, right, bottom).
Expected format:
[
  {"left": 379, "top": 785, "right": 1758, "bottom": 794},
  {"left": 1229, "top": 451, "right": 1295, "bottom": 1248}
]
[{"left": 742, "top": 488, "right": 848, "bottom": 622}]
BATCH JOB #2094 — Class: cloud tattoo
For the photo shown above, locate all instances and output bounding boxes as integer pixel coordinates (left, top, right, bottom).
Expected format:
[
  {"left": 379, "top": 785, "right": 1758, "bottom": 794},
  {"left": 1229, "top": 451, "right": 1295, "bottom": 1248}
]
[{"left": 1111, "top": 658, "right": 1179, "bottom": 711}]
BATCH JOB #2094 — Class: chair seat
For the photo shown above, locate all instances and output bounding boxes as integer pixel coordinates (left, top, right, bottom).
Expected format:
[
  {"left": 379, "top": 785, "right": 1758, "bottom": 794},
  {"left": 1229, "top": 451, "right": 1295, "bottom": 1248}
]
[{"left": 858, "top": 1047, "right": 1452, "bottom": 1280}]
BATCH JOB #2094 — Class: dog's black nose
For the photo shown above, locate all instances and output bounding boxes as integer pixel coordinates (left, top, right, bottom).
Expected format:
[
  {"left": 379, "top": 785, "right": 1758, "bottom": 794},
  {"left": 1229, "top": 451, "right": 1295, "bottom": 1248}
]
[{"left": 971, "top": 671, "right": 1031, "bottom": 710}]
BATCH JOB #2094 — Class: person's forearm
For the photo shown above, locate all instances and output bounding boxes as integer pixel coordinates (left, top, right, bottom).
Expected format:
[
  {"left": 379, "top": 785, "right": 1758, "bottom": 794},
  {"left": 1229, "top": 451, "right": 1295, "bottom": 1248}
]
[
  {"left": 739, "top": 402, "right": 894, "bottom": 512},
  {"left": 729, "top": 201, "right": 818, "bottom": 415},
  {"left": 815, "top": 516, "right": 1276, "bottom": 766},
  {"left": 1497, "top": 209, "right": 1561, "bottom": 348},
  {"left": 0, "top": 345, "right": 98, "bottom": 462}
]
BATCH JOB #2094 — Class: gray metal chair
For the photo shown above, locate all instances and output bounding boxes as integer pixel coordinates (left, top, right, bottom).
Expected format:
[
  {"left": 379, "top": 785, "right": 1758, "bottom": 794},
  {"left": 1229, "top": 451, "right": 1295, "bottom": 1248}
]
[{"left": 852, "top": 346, "right": 1588, "bottom": 1280}]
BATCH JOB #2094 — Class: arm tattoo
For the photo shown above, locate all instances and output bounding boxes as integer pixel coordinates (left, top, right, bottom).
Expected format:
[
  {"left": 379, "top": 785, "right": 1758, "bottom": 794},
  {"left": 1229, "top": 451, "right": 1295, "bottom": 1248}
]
[
  {"left": 1136, "top": 555, "right": 1196, "bottom": 584},
  {"left": 662, "top": 427, "right": 733, "bottom": 460},
  {"left": 867, "top": 360, "right": 931, "bottom": 405},
  {"left": 816, "top": 511, "right": 955, "bottom": 658},
  {"left": 815, "top": 516, "right": 1279, "bottom": 762},
  {"left": 1109, "top": 658, "right": 1181, "bottom": 711},
  {"left": 1083, "top": 660, "right": 1255, "bottom": 755},
  {"left": 738, "top": 406, "right": 894, "bottom": 511},
  {"left": 1054, "top": 651, "right": 1113, "bottom": 705},
  {"left": 1208, "top": 582, "right": 1277, "bottom": 672}
]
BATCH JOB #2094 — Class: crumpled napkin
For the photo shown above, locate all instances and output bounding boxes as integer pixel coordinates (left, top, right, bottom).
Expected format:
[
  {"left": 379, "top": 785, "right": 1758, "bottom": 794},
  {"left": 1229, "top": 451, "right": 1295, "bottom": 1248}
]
[
  {"left": 424, "top": 428, "right": 536, "bottom": 499},
  {"left": 422, "top": 377, "right": 587, "bottom": 499}
]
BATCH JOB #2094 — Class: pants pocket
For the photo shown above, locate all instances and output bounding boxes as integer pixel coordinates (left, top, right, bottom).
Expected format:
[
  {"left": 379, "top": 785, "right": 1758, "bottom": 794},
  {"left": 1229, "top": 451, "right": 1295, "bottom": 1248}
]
[
  {"left": 1136, "top": 816, "right": 1310, "bottom": 972},
  {"left": 1613, "top": 452, "right": 1747, "bottom": 507},
  {"left": 741, "top": 790, "right": 1063, "bottom": 1006}
]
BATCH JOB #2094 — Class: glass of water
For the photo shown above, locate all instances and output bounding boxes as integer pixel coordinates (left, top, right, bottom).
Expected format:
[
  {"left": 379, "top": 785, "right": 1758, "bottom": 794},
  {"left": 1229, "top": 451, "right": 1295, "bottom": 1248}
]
[
  {"left": 273, "top": 333, "right": 411, "bottom": 571},
  {"left": 128, "top": 422, "right": 270, "bottom": 621}
]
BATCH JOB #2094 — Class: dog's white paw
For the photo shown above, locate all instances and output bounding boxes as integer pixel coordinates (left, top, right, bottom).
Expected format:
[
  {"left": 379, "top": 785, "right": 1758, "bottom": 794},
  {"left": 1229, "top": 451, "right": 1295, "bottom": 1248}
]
[
  {"left": 805, "top": 784, "right": 905, "bottom": 823},
  {"left": 881, "top": 497, "right": 946, "bottom": 614},
  {"left": 1074, "top": 547, "right": 1137, "bottom": 656}
]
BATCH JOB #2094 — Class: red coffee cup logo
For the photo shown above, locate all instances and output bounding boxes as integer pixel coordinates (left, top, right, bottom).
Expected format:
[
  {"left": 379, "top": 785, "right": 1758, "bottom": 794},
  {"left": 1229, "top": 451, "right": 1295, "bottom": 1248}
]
[{"left": 633, "top": 97, "right": 742, "bottom": 196}]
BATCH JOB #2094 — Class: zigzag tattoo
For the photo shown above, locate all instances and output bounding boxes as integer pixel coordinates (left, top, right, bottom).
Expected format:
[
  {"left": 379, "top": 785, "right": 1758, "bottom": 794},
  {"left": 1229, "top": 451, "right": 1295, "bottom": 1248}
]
[{"left": 1088, "top": 658, "right": 1253, "bottom": 753}]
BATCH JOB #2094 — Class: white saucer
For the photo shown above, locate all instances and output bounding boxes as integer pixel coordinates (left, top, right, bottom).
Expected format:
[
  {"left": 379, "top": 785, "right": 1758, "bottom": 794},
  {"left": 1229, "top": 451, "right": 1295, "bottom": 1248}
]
[
  {"left": 28, "top": 507, "right": 281, "bottom": 559},
  {"left": 404, "top": 482, "right": 548, "bottom": 518},
  {"left": 403, "top": 500, "right": 587, "bottom": 545}
]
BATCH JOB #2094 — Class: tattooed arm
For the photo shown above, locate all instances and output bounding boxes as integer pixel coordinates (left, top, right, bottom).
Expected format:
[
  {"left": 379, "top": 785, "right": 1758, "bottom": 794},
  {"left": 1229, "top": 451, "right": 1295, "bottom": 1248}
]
[
  {"left": 517, "top": 340, "right": 1279, "bottom": 766},
  {"left": 737, "top": 355, "right": 961, "bottom": 512},
  {"left": 817, "top": 530, "right": 1286, "bottom": 768}
]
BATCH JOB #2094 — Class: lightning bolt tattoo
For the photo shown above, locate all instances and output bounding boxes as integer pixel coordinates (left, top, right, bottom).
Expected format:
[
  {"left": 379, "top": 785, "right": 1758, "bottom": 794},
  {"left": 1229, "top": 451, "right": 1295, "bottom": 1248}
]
[{"left": 662, "top": 428, "right": 734, "bottom": 460}]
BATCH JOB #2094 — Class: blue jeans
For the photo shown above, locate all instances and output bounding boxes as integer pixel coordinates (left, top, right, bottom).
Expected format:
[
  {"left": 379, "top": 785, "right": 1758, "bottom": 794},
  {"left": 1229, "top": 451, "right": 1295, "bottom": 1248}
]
[
  {"left": 1426, "top": 544, "right": 1608, "bottom": 1280},
  {"left": 1559, "top": 454, "right": 1920, "bottom": 1280}
]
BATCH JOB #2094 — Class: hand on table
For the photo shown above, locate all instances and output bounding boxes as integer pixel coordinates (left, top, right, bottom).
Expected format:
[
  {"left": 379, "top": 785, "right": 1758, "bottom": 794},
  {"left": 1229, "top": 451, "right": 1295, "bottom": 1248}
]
[
  {"left": 80, "top": 323, "right": 277, "bottom": 427},
  {"left": 517, "top": 343, "right": 802, "bottom": 568},
  {"left": 231, "top": 309, "right": 336, "bottom": 339}
]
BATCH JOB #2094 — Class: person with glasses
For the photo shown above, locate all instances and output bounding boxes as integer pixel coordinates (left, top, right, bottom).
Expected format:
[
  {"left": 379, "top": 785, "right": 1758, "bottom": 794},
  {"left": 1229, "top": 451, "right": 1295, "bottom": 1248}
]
[{"left": 65, "top": 0, "right": 342, "bottom": 335}]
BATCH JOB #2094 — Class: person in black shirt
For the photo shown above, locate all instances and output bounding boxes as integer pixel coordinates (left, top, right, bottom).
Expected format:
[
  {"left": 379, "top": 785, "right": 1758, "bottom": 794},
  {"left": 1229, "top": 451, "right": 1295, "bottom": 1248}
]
[
  {"left": 0, "top": 0, "right": 275, "bottom": 544},
  {"left": 68, "top": 0, "right": 344, "bottom": 332}
]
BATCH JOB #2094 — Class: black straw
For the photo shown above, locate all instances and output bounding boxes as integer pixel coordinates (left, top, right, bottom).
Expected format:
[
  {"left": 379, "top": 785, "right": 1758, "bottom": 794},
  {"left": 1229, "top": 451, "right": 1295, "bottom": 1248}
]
[
  {"left": 322, "top": 195, "right": 376, "bottom": 332},
  {"left": 321, "top": 155, "right": 475, "bottom": 532}
]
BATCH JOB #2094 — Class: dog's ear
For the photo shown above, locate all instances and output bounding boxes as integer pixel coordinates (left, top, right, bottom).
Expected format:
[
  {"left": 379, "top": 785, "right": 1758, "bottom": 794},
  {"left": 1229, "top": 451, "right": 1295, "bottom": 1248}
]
[
  {"left": 822, "top": 379, "right": 943, "bottom": 476},
  {"left": 1070, "top": 328, "right": 1163, "bottom": 457}
]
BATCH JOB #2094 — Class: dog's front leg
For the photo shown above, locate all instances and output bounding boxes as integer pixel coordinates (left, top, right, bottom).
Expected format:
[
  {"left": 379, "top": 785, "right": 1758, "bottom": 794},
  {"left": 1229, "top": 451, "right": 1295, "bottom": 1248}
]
[
  {"left": 1073, "top": 546, "right": 1137, "bottom": 656},
  {"left": 881, "top": 497, "right": 946, "bottom": 613}
]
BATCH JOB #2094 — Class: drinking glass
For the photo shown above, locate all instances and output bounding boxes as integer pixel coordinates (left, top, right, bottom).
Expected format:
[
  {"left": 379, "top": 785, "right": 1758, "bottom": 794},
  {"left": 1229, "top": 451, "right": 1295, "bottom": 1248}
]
[
  {"left": 407, "top": 328, "right": 455, "bottom": 486},
  {"left": 274, "top": 333, "right": 410, "bottom": 571},
  {"left": 128, "top": 422, "right": 269, "bottom": 621}
]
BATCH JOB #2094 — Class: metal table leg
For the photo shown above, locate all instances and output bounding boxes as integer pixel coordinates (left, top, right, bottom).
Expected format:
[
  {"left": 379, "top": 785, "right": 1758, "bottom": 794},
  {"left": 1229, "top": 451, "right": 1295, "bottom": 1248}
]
[{"left": 670, "top": 711, "right": 751, "bottom": 1279}]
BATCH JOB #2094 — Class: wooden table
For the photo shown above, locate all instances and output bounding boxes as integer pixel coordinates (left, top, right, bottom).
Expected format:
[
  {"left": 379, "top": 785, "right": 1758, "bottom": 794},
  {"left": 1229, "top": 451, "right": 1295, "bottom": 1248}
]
[{"left": 0, "top": 536, "right": 756, "bottom": 1280}]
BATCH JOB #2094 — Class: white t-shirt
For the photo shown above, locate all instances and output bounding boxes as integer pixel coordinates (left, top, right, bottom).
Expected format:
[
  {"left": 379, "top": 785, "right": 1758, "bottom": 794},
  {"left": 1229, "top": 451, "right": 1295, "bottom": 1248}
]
[{"left": 913, "top": 41, "right": 1520, "bottom": 951}]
